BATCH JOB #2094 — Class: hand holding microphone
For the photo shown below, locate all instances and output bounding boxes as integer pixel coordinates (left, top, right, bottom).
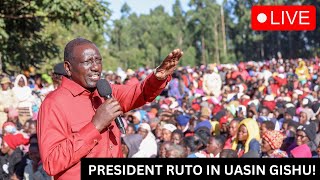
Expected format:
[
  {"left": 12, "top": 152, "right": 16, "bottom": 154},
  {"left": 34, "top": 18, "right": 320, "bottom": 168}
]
[{"left": 91, "top": 79, "right": 126, "bottom": 134}]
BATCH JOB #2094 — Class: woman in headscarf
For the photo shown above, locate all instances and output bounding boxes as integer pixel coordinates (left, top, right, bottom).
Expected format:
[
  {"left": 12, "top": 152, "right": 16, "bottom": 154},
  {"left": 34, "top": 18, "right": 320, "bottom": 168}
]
[
  {"left": 232, "top": 118, "right": 260, "bottom": 157},
  {"left": 261, "top": 130, "right": 287, "bottom": 158},
  {"left": 299, "top": 108, "right": 313, "bottom": 125},
  {"left": 121, "top": 134, "right": 143, "bottom": 158},
  {"left": 12, "top": 74, "right": 34, "bottom": 125},
  {"left": 295, "top": 59, "right": 311, "bottom": 84},
  {"left": 133, "top": 123, "right": 158, "bottom": 157},
  {"left": 162, "top": 123, "right": 177, "bottom": 142}
]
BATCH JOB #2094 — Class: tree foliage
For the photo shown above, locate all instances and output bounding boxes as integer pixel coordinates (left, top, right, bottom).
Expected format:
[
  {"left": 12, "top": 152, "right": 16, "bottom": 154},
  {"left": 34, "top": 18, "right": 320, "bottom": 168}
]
[
  {"left": 0, "top": 0, "right": 111, "bottom": 73},
  {"left": 1, "top": 0, "right": 319, "bottom": 73}
]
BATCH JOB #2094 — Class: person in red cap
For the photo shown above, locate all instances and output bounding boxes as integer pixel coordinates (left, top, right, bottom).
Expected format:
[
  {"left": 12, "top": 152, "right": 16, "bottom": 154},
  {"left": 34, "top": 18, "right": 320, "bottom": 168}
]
[{"left": 0, "top": 134, "right": 29, "bottom": 179}]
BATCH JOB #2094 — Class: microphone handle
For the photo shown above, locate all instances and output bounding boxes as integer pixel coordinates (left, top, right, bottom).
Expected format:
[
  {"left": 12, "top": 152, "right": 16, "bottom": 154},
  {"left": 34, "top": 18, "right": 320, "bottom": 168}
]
[
  {"left": 115, "top": 116, "right": 126, "bottom": 134},
  {"left": 106, "top": 94, "right": 126, "bottom": 134}
]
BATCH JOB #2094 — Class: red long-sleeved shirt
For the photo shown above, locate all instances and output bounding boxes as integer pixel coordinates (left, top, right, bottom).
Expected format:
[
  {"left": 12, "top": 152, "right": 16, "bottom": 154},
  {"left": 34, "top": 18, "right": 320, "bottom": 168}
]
[{"left": 37, "top": 73, "right": 170, "bottom": 180}]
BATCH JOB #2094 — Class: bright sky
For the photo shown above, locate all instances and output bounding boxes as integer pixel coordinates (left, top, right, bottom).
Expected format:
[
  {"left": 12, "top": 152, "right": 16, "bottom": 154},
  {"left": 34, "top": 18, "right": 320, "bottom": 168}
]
[{"left": 108, "top": 0, "right": 223, "bottom": 20}]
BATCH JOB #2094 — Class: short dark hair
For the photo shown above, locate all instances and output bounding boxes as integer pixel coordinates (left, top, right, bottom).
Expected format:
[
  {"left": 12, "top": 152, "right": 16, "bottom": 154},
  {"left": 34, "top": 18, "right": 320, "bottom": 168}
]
[
  {"left": 220, "top": 149, "right": 238, "bottom": 158},
  {"left": 172, "top": 129, "right": 184, "bottom": 138},
  {"left": 181, "top": 136, "right": 200, "bottom": 153},
  {"left": 210, "top": 135, "right": 225, "bottom": 149},
  {"left": 261, "top": 121, "right": 275, "bottom": 130},
  {"left": 64, "top": 38, "right": 94, "bottom": 62}
]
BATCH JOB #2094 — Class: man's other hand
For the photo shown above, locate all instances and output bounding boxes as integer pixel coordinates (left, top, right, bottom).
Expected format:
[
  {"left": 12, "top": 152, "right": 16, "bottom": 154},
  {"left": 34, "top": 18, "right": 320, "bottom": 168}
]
[{"left": 154, "top": 49, "right": 183, "bottom": 80}]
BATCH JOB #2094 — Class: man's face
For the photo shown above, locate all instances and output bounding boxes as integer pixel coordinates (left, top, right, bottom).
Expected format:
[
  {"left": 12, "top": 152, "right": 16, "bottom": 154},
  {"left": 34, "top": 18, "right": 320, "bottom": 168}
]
[
  {"left": 171, "top": 133, "right": 182, "bottom": 145},
  {"left": 228, "top": 121, "right": 238, "bottom": 137},
  {"left": 207, "top": 138, "right": 219, "bottom": 154},
  {"left": 67, "top": 43, "right": 102, "bottom": 90},
  {"left": 29, "top": 146, "right": 40, "bottom": 163},
  {"left": 1, "top": 83, "right": 9, "bottom": 90},
  {"left": 1, "top": 141, "right": 9, "bottom": 154},
  {"left": 284, "top": 113, "right": 292, "bottom": 121}
]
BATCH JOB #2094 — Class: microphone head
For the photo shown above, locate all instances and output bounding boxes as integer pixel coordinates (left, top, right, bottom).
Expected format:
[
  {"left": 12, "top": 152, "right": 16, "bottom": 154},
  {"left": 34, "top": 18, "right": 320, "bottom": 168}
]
[{"left": 97, "top": 79, "right": 112, "bottom": 97}]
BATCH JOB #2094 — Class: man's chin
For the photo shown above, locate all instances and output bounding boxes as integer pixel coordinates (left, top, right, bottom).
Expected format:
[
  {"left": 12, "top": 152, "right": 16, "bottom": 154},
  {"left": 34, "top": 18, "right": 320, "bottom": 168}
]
[{"left": 85, "top": 81, "right": 98, "bottom": 90}]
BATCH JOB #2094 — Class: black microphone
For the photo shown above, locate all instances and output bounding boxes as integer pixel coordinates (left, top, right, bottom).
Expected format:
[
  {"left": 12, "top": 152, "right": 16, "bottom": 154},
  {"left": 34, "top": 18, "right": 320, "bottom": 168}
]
[{"left": 97, "top": 79, "right": 126, "bottom": 134}]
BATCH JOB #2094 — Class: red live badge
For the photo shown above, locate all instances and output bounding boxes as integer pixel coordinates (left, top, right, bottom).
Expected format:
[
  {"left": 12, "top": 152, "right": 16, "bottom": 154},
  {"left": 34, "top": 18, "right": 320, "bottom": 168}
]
[{"left": 251, "top": 5, "right": 316, "bottom": 31}]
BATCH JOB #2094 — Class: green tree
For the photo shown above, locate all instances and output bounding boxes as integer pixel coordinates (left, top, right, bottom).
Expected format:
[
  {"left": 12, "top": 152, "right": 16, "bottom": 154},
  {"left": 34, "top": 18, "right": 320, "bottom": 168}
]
[{"left": 0, "top": 0, "right": 111, "bottom": 73}]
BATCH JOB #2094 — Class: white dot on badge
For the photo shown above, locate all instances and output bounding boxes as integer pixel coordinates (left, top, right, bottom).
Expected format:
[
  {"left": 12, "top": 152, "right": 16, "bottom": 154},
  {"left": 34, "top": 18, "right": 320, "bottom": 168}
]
[{"left": 257, "top": 13, "right": 267, "bottom": 23}]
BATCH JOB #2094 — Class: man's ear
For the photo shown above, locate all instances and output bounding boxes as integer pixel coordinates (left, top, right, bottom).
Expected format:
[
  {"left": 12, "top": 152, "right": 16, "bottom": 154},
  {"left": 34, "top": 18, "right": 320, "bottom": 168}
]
[{"left": 64, "top": 61, "right": 72, "bottom": 77}]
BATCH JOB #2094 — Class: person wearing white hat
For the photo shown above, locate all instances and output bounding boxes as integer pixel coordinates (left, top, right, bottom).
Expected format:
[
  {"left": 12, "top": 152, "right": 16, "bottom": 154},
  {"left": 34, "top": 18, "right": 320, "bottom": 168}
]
[
  {"left": 162, "top": 123, "right": 177, "bottom": 142},
  {"left": 133, "top": 123, "right": 158, "bottom": 157},
  {"left": 0, "top": 77, "right": 17, "bottom": 127},
  {"left": 203, "top": 64, "right": 222, "bottom": 98}
]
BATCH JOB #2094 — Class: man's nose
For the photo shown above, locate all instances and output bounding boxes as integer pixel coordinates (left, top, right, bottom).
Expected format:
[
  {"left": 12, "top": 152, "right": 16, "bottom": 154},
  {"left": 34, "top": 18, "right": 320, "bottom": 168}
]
[{"left": 90, "top": 60, "right": 99, "bottom": 71}]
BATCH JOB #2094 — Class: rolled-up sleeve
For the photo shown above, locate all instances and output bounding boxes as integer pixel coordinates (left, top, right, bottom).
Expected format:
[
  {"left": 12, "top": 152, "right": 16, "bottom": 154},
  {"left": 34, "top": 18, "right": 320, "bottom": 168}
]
[{"left": 112, "top": 73, "right": 171, "bottom": 112}]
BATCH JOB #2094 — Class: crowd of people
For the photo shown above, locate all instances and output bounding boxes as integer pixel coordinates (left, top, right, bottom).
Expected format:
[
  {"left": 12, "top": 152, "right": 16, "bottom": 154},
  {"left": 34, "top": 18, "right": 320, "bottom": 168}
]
[
  {"left": 120, "top": 57, "right": 320, "bottom": 159},
  {"left": 0, "top": 52, "right": 320, "bottom": 178}
]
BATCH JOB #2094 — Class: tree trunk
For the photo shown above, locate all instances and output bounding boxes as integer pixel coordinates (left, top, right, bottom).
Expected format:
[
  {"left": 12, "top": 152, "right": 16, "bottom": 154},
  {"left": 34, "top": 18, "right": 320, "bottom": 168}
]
[
  {"left": 0, "top": 53, "right": 2, "bottom": 74},
  {"left": 178, "top": 32, "right": 183, "bottom": 48},
  {"left": 201, "top": 34, "right": 206, "bottom": 65},
  {"left": 261, "top": 32, "right": 264, "bottom": 59},
  {"left": 289, "top": 32, "right": 292, "bottom": 58},
  {"left": 214, "top": 22, "right": 220, "bottom": 64},
  {"left": 277, "top": 31, "right": 281, "bottom": 54},
  {"left": 221, "top": 5, "right": 227, "bottom": 61},
  {"left": 158, "top": 47, "right": 162, "bottom": 66}
]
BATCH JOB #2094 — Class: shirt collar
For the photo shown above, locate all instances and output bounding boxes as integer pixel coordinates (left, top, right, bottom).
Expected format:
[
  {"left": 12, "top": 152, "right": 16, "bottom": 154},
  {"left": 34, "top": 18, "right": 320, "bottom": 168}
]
[{"left": 61, "top": 76, "right": 99, "bottom": 97}]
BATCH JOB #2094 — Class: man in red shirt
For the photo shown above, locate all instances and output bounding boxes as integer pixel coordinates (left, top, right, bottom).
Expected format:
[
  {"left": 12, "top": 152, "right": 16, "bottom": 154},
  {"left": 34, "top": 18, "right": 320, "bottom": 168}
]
[{"left": 37, "top": 38, "right": 183, "bottom": 180}]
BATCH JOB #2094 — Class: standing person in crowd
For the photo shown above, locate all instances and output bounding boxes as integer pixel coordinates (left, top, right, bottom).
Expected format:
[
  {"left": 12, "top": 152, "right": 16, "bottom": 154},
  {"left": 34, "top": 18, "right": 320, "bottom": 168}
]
[
  {"left": 0, "top": 77, "right": 17, "bottom": 128},
  {"left": 295, "top": 59, "right": 311, "bottom": 84},
  {"left": 24, "top": 143, "right": 51, "bottom": 180},
  {"left": 134, "top": 123, "right": 158, "bottom": 157},
  {"left": 232, "top": 118, "right": 261, "bottom": 157},
  {"left": 37, "top": 37, "right": 183, "bottom": 179},
  {"left": 121, "top": 134, "right": 143, "bottom": 158},
  {"left": 0, "top": 134, "right": 28, "bottom": 179},
  {"left": 12, "top": 74, "right": 34, "bottom": 125},
  {"left": 52, "top": 62, "right": 68, "bottom": 89},
  {"left": 202, "top": 64, "right": 222, "bottom": 97}
]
